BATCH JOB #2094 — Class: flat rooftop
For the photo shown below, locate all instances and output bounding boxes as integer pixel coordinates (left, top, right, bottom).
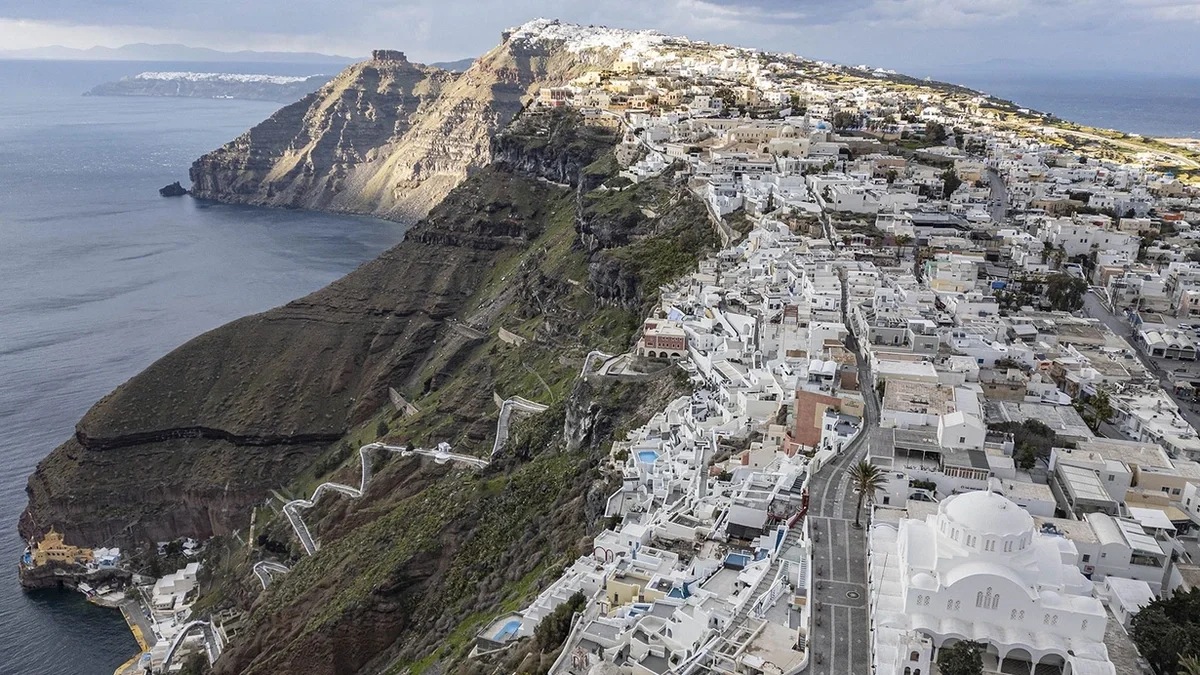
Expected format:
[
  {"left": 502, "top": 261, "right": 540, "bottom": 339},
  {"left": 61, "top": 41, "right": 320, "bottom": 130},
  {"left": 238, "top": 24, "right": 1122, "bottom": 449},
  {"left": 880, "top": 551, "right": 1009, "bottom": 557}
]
[
  {"left": 1034, "top": 516, "right": 1098, "bottom": 544},
  {"left": 1000, "top": 479, "right": 1055, "bottom": 503},
  {"left": 1072, "top": 438, "right": 1172, "bottom": 470},
  {"left": 984, "top": 400, "right": 1094, "bottom": 439},
  {"left": 883, "top": 380, "right": 954, "bottom": 415}
]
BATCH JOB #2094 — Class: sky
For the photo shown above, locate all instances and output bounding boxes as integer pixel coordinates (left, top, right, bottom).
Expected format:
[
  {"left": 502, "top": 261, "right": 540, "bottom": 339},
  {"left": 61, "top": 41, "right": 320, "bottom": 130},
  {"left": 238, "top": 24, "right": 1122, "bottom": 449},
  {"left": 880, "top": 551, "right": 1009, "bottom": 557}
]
[{"left": 0, "top": 0, "right": 1197, "bottom": 76}]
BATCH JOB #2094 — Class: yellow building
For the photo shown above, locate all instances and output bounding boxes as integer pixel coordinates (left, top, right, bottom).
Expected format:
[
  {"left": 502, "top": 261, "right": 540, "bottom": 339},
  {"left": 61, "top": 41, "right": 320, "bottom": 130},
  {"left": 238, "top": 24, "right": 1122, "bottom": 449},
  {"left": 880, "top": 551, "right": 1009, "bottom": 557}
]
[{"left": 31, "top": 528, "right": 93, "bottom": 567}]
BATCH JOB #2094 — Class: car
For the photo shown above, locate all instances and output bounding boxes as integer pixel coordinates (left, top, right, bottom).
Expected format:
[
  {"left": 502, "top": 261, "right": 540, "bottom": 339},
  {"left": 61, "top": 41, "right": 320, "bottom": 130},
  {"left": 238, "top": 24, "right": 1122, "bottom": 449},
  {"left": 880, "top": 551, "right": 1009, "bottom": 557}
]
[{"left": 1183, "top": 324, "right": 1193, "bottom": 330}]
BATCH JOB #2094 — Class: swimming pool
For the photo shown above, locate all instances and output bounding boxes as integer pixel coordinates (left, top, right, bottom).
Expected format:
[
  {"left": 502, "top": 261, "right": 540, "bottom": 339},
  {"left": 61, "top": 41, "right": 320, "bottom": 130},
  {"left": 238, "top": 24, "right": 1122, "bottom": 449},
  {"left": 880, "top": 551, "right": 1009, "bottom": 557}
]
[
  {"left": 725, "top": 552, "right": 751, "bottom": 569},
  {"left": 637, "top": 450, "right": 659, "bottom": 463},
  {"left": 493, "top": 619, "right": 521, "bottom": 641}
]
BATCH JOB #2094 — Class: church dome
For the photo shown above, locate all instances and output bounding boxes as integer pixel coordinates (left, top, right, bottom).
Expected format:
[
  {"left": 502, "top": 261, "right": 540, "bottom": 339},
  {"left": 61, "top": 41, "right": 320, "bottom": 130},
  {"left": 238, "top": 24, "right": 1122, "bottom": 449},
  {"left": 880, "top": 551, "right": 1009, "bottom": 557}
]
[{"left": 941, "top": 491, "right": 1033, "bottom": 537}]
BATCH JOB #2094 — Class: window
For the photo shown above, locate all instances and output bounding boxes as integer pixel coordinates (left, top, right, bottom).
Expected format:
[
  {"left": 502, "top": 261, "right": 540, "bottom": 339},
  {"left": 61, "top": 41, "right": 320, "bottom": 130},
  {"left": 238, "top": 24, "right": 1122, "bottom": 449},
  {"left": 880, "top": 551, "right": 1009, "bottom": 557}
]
[
  {"left": 911, "top": 651, "right": 920, "bottom": 662},
  {"left": 992, "top": 595, "right": 1000, "bottom": 610},
  {"left": 959, "top": 436, "right": 966, "bottom": 444},
  {"left": 883, "top": 496, "right": 891, "bottom": 505},
  {"left": 976, "top": 591, "right": 984, "bottom": 608},
  {"left": 1173, "top": 488, "right": 1182, "bottom": 495},
  {"left": 1163, "top": 486, "right": 1171, "bottom": 493},
  {"left": 1082, "top": 619, "right": 1089, "bottom": 630},
  {"left": 1082, "top": 554, "right": 1091, "bottom": 563},
  {"left": 947, "top": 600, "right": 954, "bottom": 610},
  {"left": 1011, "top": 609, "right": 1017, "bottom": 620},
  {"left": 1108, "top": 475, "right": 1114, "bottom": 481},
  {"left": 1101, "top": 552, "right": 1107, "bottom": 558},
  {"left": 955, "top": 601, "right": 961, "bottom": 610},
  {"left": 905, "top": 669, "right": 911, "bottom": 675},
  {"left": 1004, "top": 541, "right": 1012, "bottom": 552}
]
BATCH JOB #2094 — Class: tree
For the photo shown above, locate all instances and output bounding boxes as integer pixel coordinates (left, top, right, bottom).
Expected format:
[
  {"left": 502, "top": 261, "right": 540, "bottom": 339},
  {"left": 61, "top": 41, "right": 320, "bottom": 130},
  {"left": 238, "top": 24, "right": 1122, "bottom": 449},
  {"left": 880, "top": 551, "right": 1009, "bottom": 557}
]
[
  {"left": 849, "top": 461, "right": 886, "bottom": 528},
  {"left": 376, "top": 419, "right": 389, "bottom": 438},
  {"left": 832, "top": 110, "right": 858, "bottom": 131},
  {"left": 1179, "top": 655, "right": 1200, "bottom": 675},
  {"left": 925, "top": 121, "right": 947, "bottom": 143},
  {"left": 937, "top": 640, "right": 985, "bottom": 675},
  {"left": 1045, "top": 273, "right": 1088, "bottom": 312},
  {"left": 885, "top": 168, "right": 899, "bottom": 184},
  {"left": 1131, "top": 589, "right": 1200, "bottom": 675},
  {"left": 712, "top": 86, "right": 737, "bottom": 110},
  {"left": 941, "top": 168, "right": 963, "bottom": 199},
  {"left": 895, "top": 234, "right": 913, "bottom": 262},
  {"left": 1075, "top": 390, "right": 1114, "bottom": 432},
  {"left": 1015, "top": 443, "right": 1038, "bottom": 470},
  {"left": 535, "top": 591, "right": 587, "bottom": 652}
]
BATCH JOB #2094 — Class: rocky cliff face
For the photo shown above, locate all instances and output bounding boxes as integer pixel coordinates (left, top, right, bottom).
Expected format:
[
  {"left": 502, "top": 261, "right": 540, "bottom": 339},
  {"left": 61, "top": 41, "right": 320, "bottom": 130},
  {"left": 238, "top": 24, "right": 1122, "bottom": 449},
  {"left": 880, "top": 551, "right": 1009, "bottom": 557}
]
[{"left": 189, "top": 34, "right": 602, "bottom": 223}]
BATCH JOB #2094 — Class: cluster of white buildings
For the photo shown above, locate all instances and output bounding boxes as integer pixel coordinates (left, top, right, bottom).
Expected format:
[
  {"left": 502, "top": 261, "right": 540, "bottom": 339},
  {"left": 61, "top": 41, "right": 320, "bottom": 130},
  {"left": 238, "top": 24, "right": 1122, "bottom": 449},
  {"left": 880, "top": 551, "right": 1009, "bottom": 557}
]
[{"left": 467, "top": 19, "right": 1200, "bottom": 675}]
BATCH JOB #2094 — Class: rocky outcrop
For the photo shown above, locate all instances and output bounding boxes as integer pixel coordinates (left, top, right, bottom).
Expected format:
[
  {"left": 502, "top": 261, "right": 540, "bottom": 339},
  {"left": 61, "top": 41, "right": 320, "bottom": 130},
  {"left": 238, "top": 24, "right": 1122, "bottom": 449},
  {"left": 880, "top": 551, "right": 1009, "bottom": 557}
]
[
  {"left": 189, "top": 34, "right": 606, "bottom": 224},
  {"left": 159, "top": 181, "right": 188, "bottom": 197}
]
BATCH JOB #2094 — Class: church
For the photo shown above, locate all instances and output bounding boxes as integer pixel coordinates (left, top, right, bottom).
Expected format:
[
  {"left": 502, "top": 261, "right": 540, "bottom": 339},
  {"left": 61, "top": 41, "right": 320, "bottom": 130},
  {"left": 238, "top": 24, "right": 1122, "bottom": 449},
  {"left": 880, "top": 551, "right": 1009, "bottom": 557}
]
[{"left": 869, "top": 490, "right": 1117, "bottom": 675}]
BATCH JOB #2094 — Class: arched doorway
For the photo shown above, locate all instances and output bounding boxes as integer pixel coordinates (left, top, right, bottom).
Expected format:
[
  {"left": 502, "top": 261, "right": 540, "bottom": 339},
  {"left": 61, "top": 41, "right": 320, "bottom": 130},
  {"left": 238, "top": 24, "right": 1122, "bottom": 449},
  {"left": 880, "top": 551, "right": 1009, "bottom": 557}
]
[
  {"left": 1001, "top": 647, "right": 1034, "bottom": 674},
  {"left": 1035, "top": 652, "right": 1067, "bottom": 675}
]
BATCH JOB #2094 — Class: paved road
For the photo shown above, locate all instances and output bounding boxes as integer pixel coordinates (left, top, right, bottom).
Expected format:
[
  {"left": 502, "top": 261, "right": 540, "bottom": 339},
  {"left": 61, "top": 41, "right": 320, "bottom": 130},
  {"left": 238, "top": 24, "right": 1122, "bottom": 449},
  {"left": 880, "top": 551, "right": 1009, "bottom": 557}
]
[
  {"left": 803, "top": 274, "right": 874, "bottom": 674},
  {"left": 985, "top": 167, "right": 1008, "bottom": 224},
  {"left": 1082, "top": 292, "right": 1200, "bottom": 432}
]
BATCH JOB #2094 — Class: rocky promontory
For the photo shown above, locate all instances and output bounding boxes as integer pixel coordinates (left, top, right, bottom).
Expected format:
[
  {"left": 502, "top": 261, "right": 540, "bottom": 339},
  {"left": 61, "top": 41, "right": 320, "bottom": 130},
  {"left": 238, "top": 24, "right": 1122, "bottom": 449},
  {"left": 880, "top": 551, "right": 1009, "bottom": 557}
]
[{"left": 188, "top": 34, "right": 596, "bottom": 223}]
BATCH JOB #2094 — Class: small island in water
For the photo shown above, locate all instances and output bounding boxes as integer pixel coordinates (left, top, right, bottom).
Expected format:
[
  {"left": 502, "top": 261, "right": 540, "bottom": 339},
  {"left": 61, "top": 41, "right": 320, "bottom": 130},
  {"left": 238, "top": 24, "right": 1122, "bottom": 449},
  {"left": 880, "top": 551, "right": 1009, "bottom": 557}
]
[{"left": 85, "top": 71, "right": 333, "bottom": 103}]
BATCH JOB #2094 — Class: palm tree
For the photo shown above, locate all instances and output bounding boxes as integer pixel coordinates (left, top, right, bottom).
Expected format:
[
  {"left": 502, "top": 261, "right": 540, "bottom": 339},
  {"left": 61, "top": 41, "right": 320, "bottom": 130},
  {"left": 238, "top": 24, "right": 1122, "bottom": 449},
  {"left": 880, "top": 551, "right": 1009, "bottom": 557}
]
[
  {"left": 1179, "top": 655, "right": 1200, "bottom": 675},
  {"left": 850, "top": 461, "right": 887, "bottom": 528}
]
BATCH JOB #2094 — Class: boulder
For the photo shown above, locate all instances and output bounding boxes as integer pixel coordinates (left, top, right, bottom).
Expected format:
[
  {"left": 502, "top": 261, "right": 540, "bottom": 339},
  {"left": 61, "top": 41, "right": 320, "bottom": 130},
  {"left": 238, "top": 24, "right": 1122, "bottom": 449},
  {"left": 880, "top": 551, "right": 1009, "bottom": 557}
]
[{"left": 159, "top": 181, "right": 188, "bottom": 197}]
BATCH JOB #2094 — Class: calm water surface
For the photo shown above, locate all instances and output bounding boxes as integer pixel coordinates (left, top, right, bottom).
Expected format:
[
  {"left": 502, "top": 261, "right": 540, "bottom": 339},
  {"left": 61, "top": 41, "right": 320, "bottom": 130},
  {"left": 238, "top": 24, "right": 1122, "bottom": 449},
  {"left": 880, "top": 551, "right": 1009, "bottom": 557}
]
[{"left": 0, "top": 60, "right": 406, "bottom": 674}]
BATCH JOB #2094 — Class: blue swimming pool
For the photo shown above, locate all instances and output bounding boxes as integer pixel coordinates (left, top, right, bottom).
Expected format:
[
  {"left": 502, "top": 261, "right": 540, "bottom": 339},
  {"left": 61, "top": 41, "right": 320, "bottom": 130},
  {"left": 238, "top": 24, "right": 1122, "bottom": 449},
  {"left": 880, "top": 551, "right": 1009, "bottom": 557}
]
[
  {"left": 725, "top": 553, "right": 751, "bottom": 569},
  {"left": 637, "top": 450, "right": 659, "bottom": 463},
  {"left": 494, "top": 619, "right": 521, "bottom": 641}
]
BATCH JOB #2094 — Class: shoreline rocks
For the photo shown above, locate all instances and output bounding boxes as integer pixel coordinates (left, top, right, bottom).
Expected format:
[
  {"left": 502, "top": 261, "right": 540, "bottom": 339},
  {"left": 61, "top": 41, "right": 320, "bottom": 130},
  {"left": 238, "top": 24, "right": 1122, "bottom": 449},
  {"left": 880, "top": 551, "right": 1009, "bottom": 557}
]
[{"left": 159, "top": 181, "right": 188, "bottom": 197}]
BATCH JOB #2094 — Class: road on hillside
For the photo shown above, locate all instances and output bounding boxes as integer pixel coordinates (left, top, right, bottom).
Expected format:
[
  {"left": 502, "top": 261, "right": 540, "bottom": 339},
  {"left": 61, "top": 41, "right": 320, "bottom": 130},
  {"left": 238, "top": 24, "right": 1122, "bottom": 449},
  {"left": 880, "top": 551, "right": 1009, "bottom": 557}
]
[
  {"left": 985, "top": 167, "right": 1008, "bottom": 224},
  {"left": 802, "top": 276, "right": 878, "bottom": 675}
]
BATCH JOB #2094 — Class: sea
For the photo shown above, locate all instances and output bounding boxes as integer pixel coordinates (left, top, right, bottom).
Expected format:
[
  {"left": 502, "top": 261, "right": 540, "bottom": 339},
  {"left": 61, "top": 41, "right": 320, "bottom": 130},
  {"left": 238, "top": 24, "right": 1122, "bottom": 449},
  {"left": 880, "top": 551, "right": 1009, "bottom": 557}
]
[{"left": 0, "top": 60, "right": 407, "bottom": 674}]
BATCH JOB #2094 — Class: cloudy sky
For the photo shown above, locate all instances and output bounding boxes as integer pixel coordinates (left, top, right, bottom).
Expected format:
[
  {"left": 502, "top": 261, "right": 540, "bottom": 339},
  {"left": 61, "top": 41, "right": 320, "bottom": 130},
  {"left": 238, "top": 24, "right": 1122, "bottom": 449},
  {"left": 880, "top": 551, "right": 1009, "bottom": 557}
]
[{"left": 0, "top": 0, "right": 1196, "bottom": 76}]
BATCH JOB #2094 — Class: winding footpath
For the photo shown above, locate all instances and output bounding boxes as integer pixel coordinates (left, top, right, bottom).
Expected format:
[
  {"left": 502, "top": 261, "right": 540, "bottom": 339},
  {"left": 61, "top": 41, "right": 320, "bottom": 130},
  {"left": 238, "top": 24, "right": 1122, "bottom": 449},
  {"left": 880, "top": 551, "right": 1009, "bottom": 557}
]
[{"left": 257, "top": 395, "right": 548, "bottom": 580}]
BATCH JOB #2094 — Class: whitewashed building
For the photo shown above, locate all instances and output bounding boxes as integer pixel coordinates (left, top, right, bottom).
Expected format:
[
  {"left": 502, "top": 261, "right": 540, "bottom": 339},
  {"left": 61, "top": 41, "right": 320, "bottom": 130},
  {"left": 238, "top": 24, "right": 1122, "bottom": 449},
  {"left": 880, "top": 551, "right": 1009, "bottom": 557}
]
[{"left": 869, "top": 491, "right": 1116, "bottom": 675}]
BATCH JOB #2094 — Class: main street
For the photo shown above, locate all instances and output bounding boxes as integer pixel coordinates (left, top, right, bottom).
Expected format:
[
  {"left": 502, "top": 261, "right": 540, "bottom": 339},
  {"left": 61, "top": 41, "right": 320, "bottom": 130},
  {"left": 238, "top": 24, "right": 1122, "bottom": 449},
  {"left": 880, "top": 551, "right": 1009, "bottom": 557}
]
[
  {"left": 801, "top": 276, "right": 879, "bottom": 674},
  {"left": 1082, "top": 291, "right": 1200, "bottom": 433},
  {"left": 985, "top": 167, "right": 1008, "bottom": 224}
]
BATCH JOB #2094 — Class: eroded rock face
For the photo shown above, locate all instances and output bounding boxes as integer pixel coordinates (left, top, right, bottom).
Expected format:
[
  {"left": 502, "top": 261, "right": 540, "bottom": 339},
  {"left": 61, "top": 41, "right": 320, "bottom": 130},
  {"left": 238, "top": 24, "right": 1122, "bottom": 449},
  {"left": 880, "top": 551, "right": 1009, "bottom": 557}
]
[
  {"left": 189, "top": 36, "right": 600, "bottom": 224},
  {"left": 21, "top": 166, "right": 568, "bottom": 547}
]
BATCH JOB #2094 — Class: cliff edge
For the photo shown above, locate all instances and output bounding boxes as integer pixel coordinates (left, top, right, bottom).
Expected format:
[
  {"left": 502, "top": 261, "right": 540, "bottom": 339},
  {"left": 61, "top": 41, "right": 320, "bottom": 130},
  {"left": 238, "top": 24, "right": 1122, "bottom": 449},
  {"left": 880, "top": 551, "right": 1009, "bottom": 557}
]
[{"left": 188, "top": 38, "right": 593, "bottom": 223}]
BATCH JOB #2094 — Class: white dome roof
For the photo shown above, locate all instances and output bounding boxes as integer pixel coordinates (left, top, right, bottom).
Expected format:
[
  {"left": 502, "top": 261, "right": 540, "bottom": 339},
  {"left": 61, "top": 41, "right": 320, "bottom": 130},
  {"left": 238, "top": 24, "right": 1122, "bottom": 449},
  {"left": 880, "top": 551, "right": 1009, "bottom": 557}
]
[
  {"left": 912, "top": 572, "right": 937, "bottom": 590},
  {"left": 940, "top": 491, "right": 1033, "bottom": 538}
]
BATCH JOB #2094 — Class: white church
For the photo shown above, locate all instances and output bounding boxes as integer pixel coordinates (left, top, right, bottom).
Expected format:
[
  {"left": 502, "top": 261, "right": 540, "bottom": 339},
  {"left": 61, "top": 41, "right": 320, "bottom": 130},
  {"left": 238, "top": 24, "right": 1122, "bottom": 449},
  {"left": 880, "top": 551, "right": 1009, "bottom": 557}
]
[{"left": 869, "top": 491, "right": 1117, "bottom": 675}]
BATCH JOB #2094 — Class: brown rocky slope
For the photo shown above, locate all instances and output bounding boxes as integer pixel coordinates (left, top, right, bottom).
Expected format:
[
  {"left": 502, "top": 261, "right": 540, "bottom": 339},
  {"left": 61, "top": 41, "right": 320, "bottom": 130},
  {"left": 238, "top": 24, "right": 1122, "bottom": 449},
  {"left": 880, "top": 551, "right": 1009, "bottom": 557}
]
[{"left": 189, "top": 34, "right": 602, "bottom": 224}]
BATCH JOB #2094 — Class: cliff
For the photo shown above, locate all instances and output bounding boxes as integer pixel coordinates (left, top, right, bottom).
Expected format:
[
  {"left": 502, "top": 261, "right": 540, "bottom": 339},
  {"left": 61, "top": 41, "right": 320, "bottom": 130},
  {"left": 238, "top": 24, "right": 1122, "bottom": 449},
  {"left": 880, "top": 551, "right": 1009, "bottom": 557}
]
[{"left": 188, "top": 36, "right": 600, "bottom": 223}]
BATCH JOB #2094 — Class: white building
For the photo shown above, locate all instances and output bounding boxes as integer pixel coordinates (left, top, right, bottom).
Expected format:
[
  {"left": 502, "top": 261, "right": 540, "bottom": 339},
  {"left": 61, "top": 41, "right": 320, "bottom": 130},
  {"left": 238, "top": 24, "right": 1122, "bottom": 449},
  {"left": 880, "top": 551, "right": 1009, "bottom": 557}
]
[{"left": 870, "top": 491, "right": 1116, "bottom": 675}]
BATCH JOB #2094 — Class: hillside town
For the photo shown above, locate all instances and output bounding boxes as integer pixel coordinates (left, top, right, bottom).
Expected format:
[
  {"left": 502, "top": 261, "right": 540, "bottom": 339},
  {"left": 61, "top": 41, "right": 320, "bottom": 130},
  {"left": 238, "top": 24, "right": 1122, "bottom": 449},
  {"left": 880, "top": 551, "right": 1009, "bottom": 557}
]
[
  {"left": 19, "top": 19, "right": 1200, "bottom": 675},
  {"left": 467, "top": 19, "right": 1200, "bottom": 675}
]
